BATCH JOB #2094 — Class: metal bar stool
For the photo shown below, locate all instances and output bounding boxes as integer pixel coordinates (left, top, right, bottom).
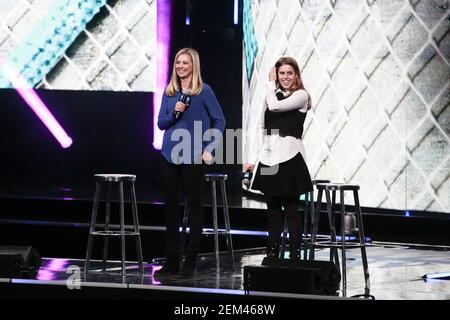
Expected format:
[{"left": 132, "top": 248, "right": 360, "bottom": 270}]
[
  {"left": 84, "top": 174, "right": 144, "bottom": 282},
  {"left": 279, "top": 179, "right": 331, "bottom": 259},
  {"left": 180, "top": 173, "right": 235, "bottom": 271},
  {"left": 310, "top": 183, "right": 371, "bottom": 297}
]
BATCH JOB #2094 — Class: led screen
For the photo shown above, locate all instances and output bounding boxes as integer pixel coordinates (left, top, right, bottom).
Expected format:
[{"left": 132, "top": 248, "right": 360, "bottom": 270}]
[
  {"left": 0, "top": 0, "right": 156, "bottom": 91},
  {"left": 243, "top": 0, "right": 450, "bottom": 213}
]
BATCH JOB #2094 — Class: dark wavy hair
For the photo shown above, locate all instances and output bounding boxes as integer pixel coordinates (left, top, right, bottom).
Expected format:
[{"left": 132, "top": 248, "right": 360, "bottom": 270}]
[{"left": 275, "top": 57, "right": 312, "bottom": 110}]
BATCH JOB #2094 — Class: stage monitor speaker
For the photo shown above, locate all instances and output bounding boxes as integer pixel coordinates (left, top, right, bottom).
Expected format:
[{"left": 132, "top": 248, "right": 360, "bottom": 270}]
[
  {"left": 0, "top": 246, "right": 41, "bottom": 279},
  {"left": 244, "top": 258, "right": 340, "bottom": 295}
]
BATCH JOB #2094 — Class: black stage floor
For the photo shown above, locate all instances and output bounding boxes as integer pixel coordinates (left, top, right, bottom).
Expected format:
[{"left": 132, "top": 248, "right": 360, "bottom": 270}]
[
  {"left": 2, "top": 243, "right": 450, "bottom": 300},
  {"left": 1, "top": 180, "right": 450, "bottom": 303}
]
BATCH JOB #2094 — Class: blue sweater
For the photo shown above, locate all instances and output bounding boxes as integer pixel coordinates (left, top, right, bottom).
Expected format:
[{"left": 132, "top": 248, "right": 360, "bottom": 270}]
[{"left": 158, "top": 83, "right": 226, "bottom": 164}]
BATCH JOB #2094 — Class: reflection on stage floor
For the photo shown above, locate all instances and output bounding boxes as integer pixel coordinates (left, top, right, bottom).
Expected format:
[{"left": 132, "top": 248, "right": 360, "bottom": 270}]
[{"left": 32, "top": 243, "right": 450, "bottom": 300}]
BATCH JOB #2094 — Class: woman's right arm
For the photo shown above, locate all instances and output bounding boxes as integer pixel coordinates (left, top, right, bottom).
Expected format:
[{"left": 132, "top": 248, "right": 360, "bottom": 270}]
[
  {"left": 157, "top": 94, "right": 176, "bottom": 130},
  {"left": 266, "top": 81, "right": 308, "bottom": 112}
]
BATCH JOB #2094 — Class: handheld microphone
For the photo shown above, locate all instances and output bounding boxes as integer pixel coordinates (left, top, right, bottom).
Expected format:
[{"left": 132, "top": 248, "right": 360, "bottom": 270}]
[
  {"left": 242, "top": 170, "right": 253, "bottom": 189},
  {"left": 174, "top": 89, "right": 191, "bottom": 119}
]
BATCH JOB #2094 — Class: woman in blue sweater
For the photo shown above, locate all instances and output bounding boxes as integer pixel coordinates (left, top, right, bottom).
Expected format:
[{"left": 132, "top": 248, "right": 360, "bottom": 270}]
[{"left": 156, "top": 48, "right": 225, "bottom": 277}]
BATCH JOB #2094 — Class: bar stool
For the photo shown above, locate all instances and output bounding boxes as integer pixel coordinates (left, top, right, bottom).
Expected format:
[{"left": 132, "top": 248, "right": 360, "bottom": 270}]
[
  {"left": 310, "top": 183, "right": 371, "bottom": 297},
  {"left": 180, "top": 173, "right": 235, "bottom": 271},
  {"left": 84, "top": 174, "right": 144, "bottom": 281},
  {"left": 279, "top": 179, "right": 331, "bottom": 259}
]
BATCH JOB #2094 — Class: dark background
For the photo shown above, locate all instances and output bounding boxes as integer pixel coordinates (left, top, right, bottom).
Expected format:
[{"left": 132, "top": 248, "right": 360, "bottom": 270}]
[{"left": 0, "top": 0, "right": 243, "bottom": 188}]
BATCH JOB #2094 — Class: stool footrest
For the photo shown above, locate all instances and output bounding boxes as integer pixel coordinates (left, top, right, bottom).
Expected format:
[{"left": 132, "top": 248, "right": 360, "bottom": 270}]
[
  {"left": 202, "top": 230, "right": 231, "bottom": 235},
  {"left": 90, "top": 231, "right": 140, "bottom": 237},
  {"left": 314, "top": 241, "right": 367, "bottom": 248},
  {"left": 303, "top": 234, "right": 331, "bottom": 240}
]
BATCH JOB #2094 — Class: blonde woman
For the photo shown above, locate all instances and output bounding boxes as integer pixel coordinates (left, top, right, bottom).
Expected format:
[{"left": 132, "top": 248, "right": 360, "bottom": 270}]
[{"left": 156, "top": 48, "right": 225, "bottom": 276}]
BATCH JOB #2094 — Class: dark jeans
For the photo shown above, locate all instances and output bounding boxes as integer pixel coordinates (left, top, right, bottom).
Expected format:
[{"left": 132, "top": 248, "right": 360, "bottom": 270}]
[
  {"left": 266, "top": 196, "right": 302, "bottom": 250},
  {"left": 160, "top": 155, "right": 204, "bottom": 258}
]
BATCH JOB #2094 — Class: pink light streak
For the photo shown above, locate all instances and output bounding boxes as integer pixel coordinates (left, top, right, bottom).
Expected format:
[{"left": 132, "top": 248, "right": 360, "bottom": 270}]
[
  {"left": 36, "top": 258, "right": 70, "bottom": 280},
  {"left": 1, "top": 61, "right": 73, "bottom": 149},
  {"left": 151, "top": 265, "right": 162, "bottom": 285},
  {"left": 36, "top": 269, "right": 55, "bottom": 281},
  {"left": 153, "top": 0, "right": 172, "bottom": 150},
  {"left": 45, "top": 258, "right": 70, "bottom": 272}
]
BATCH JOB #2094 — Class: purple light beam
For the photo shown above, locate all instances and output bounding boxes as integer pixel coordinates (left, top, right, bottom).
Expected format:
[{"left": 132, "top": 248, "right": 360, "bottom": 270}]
[
  {"left": 1, "top": 61, "right": 73, "bottom": 149},
  {"left": 153, "top": 0, "right": 172, "bottom": 150}
]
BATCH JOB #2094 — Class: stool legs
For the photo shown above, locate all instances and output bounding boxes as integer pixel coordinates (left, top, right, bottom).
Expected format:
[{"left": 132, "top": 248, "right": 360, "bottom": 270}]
[
  {"left": 131, "top": 182, "right": 144, "bottom": 274},
  {"left": 119, "top": 181, "right": 126, "bottom": 281},
  {"left": 102, "top": 182, "right": 112, "bottom": 272},
  {"left": 220, "top": 179, "right": 235, "bottom": 270},
  {"left": 180, "top": 178, "right": 235, "bottom": 271},
  {"left": 311, "top": 185, "right": 371, "bottom": 297},
  {"left": 339, "top": 189, "right": 347, "bottom": 296},
  {"left": 303, "top": 190, "right": 314, "bottom": 259},
  {"left": 211, "top": 180, "right": 220, "bottom": 270},
  {"left": 326, "top": 190, "right": 341, "bottom": 276},
  {"left": 84, "top": 182, "right": 101, "bottom": 279},
  {"left": 309, "top": 188, "right": 323, "bottom": 260},
  {"left": 354, "top": 190, "right": 371, "bottom": 295},
  {"left": 307, "top": 190, "right": 315, "bottom": 234},
  {"left": 311, "top": 188, "right": 342, "bottom": 272},
  {"left": 85, "top": 179, "right": 143, "bottom": 281}
]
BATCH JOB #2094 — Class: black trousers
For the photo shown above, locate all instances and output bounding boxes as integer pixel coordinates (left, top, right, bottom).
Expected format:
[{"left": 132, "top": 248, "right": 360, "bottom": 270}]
[
  {"left": 266, "top": 196, "right": 302, "bottom": 250},
  {"left": 160, "top": 155, "right": 204, "bottom": 258}
]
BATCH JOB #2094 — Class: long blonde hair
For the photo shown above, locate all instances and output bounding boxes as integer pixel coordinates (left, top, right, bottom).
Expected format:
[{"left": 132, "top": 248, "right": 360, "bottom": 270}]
[
  {"left": 275, "top": 57, "right": 312, "bottom": 110},
  {"left": 166, "top": 48, "right": 203, "bottom": 96}
]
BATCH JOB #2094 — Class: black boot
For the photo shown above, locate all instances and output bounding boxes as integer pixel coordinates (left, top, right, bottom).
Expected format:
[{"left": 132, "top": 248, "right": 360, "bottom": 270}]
[
  {"left": 266, "top": 243, "right": 280, "bottom": 259},
  {"left": 155, "top": 206, "right": 181, "bottom": 277},
  {"left": 180, "top": 250, "right": 197, "bottom": 277},
  {"left": 154, "top": 256, "right": 180, "bottom": 277}
]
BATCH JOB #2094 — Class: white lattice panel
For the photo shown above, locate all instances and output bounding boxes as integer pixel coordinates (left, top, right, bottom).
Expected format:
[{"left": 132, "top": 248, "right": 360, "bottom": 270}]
[
  {"left": 243, "top": 0, "right": 450, "bottom": 213},
  {"left": 0, "top": 0, "right": 156, "bottom": 91}
]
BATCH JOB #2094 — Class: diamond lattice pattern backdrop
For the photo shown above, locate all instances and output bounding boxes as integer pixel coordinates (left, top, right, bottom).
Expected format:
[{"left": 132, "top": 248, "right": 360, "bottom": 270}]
[
  {"left": 0, "top": 0, "right": 156, "bottom": 91},
  {"left": 243, "top": 0, "right": 450, "bottom": 213}
]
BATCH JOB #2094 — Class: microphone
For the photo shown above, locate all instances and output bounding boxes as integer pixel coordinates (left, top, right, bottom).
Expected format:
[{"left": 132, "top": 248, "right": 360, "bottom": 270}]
[
  {"left": 174, "top": 89, "right": 191, "bottom": 119},
  {"left": 242, "top": 170, "right": 253, "bottom": 189}
]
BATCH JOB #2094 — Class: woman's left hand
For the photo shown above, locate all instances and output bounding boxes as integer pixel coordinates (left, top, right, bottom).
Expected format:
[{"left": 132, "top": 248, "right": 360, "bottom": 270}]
[{"left": 202, "top": 151, "right": 214, "bottom": 165}]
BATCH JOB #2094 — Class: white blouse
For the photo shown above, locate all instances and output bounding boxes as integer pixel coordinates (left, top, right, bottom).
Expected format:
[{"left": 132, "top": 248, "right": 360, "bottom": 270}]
[{"left": 248, "top": 81, "right": 309, "bottom": 167}]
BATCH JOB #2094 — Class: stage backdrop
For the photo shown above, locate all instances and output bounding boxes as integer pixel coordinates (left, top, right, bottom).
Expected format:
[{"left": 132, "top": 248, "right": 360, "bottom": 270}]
[
  {"left": 243, "top": 0, "right": 450, "bottom": 214},
  {"left": 0, "top": 0, "right": 156, "bottom": 92},
  {"left": 0, "top": 0, "right": 160, "bottom": 189}
]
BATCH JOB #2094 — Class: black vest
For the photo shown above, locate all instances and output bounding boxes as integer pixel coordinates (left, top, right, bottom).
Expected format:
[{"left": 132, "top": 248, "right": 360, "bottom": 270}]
[{"left": 264, "top": 91, "right": 306, "bottom": 139}]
